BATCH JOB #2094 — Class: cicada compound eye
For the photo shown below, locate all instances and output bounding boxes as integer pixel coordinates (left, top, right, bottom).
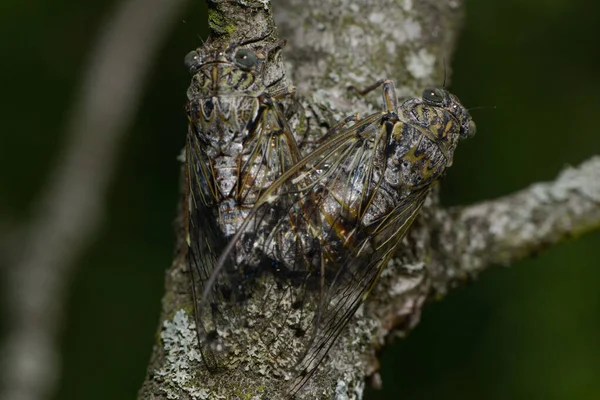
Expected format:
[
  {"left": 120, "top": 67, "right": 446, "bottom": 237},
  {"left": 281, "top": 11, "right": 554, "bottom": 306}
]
[
  {"left": 234, "top": 48, "right": 258, "bottom": 70},
  {"left": 184, "top": 50, "right": 200, "bottom": 72},
  {"left": 465, "top": 119, "right": 477, "bottom": 139},
  {"left": 422, "top": 88, "right": 446, "bottom": 107}
]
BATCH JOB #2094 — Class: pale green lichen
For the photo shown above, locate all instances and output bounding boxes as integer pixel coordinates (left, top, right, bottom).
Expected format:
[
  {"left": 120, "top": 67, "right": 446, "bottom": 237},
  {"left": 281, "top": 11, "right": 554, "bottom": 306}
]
[
  {"left": 156, "top": 310, "right": 207, "bottom": 399},
  {"left": 257, "top": 0, "right": 271, "bottom": 10},
  {"left": 405, "top": 48, "right": 436, "bottom": 80},
  {"left": 208, "top": 8, "right": 237, "bottom": 36},
  {"left": 334, "top": 376, "right": 365, "bottom": 400}
]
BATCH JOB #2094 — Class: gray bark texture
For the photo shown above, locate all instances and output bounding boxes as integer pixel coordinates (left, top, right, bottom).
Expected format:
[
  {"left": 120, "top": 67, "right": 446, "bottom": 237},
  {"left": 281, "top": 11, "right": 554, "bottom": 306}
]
[{"left": 137, "top": 0, "right": 600, "bottom": 399}]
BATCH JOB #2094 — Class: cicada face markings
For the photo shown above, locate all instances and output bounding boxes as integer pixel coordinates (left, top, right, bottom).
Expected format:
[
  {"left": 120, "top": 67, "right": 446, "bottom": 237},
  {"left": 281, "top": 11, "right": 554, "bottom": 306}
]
[
  {"left": 423, "top": 88, "right": 475, "bottom": 139},
  {"left": 185, "top": 46, "right": 261, "bottom": 91},
  {"left": 200, "top": 98, "right": 215, "bottom": 121}
]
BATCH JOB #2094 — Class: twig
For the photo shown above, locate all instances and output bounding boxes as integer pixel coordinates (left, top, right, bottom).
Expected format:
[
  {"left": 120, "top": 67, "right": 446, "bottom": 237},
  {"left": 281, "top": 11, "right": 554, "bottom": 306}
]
[
  {"left": 373, "top": 156, "right": 600, "bottom": 339},
  {"left": 440, "top": 156, "right": 600, "bottom": 285},
  {"left": 0, "top": 1, "right": 187, "bottom": 399}
]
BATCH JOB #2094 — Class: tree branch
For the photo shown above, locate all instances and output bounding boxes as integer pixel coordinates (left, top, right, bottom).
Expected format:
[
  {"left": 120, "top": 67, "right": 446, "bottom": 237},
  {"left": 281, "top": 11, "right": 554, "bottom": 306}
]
[
  {"left": 436, "top": 156, "right": 600, "bottom": 290},
  {"left": 368, "top": 156, "right": 600, "bottom": 346},
  {"left": 139, "top": 1, "right": 600, "bottom": 399}
]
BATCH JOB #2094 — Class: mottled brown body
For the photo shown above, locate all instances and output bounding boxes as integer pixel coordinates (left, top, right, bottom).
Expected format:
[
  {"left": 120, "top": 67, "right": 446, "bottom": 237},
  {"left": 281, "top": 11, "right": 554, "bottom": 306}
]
[
  {"left": 184, "top": 40, "right": 301, "bottom": 372},
  {"left": 185, "top": 41, "right": 299, "bottom": 236},
  {"left": 203, "top": 80, "right": 476, "bottom": 396}
]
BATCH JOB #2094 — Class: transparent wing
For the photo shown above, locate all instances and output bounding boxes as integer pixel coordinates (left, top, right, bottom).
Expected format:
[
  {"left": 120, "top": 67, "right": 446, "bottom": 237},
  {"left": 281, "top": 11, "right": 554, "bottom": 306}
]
[
  {"left": 186, "top": 126, "right": 226, "bottom": 371},
  {"left": 234, "top": 90, "right": 301, "bottom": 206},
  {"left": 278, "top": 117, "right": 433, "bottom": 392},
  {"left": 287, "top": 187, "right": 430, "bottom": 395},
  {"left": 187, "top": 94, "right": 301, "bottom": 371}
]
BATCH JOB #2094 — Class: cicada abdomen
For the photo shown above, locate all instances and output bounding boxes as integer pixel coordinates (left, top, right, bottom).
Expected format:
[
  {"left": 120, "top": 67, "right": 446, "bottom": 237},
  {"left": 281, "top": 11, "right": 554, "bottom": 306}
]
[
  {"left": 210, "top": 80, "right": 476, "bottom": 396},
  {"left": 184, "top": 39, "right": 302, "bottom": 372}
]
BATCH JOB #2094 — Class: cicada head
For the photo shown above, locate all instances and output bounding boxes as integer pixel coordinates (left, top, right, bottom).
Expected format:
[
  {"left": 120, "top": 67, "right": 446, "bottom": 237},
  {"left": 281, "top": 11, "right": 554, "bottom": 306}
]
[
  {"left": 386, "top": 87, "right": 476, "bottom": 187},
  {"left": 401, "top": 88, "right": 476, "bottom": 162},
  {"left": 421, "top": 87, "right": 476, "bottom": 141},
  {"left": 184, "top": 40, "right": 287, "bottom": 97}
]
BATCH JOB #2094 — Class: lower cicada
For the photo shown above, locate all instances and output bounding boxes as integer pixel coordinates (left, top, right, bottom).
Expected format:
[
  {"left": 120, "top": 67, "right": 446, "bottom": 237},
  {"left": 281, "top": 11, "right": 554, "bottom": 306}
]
[{"left": 196, "top": 78, "right": 476, "bottom": 396}]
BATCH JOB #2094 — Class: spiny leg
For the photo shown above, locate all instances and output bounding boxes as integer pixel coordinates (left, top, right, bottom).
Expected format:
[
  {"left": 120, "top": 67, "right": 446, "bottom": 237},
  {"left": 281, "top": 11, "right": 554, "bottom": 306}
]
[{"left": 348, "top": 79, "right": 399, "bottom": 113}]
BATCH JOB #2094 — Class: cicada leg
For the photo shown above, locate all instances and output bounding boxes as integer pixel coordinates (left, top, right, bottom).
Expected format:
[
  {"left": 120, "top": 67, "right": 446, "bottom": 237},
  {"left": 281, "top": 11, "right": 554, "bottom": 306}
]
[
  {"left": 270, "top": 85, "right": 296, "bottom": 101},
  {"left": 315, "top": 114, "right": 360, "bottom": 144},
  {"left": 348, "top": 78, "right": 387, "bottom": 96},
  {"left": 257, "top": 38, "right": 286, "bottom": 58},
  {"left": 348, "top": 79, "right": 399, "bottom": 113}
]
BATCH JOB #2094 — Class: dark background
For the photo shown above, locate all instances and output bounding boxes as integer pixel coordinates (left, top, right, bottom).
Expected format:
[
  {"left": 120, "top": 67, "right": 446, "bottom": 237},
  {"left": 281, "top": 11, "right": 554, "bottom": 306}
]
[{"left": 1, "top": 0, "right": 599, "bottom": 399}]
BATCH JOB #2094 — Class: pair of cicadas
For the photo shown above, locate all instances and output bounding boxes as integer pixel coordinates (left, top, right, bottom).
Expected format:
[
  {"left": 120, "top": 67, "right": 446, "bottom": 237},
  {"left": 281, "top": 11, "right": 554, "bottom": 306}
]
[{"left": 183, "top": 38, "right": 475, "bottom": 397}]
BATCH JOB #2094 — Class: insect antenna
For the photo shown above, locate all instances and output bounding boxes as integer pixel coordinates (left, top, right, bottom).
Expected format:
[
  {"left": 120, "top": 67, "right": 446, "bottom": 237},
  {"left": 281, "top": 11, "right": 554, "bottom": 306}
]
[
  {"left": 442, "top": 57, "right": 447, "bottom": 89},
  {"left": 347, "top": 78, "right": 386, "bottom": 97},
  {"left": 468, "top": 105, "right": 497, "bottom": 112}
]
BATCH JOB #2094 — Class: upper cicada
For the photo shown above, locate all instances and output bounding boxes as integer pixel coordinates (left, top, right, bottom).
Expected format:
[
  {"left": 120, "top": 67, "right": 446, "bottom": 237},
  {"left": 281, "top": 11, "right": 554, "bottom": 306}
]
[
  {"left": 184, "top": 38, "right": 302, "bottom": 371},
  {"left": 194, "top": 74, "right": 476, "bottom": 396}
]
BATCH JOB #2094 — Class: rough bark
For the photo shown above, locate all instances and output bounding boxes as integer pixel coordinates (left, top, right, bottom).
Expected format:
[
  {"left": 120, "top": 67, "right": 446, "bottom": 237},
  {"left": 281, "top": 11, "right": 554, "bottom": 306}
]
[{"left": 138, "top": 1, "right": 600, "bottom": 399}]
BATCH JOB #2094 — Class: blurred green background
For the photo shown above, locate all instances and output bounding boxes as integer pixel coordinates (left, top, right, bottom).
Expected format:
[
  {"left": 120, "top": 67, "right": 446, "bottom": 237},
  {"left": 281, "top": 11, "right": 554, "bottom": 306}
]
[{"left": 1, "top": 0, "right": 598, "bottom": 399}]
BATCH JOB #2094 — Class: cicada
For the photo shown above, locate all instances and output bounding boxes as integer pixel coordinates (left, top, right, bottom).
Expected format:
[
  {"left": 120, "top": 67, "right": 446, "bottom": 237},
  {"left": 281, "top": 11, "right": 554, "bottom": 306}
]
[
  {"left": 199, "top": 78, "right": 476, "bottom": 396},
  {"left": 184, "top": 38, "right": 302, "bottom": 371}
]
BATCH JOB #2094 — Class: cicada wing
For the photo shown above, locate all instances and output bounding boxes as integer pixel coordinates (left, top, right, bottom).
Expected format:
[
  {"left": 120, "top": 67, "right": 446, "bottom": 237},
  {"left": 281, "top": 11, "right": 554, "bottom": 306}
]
[
  {"left": 271, "top": 115, "right": 434, "bottom": 394},
  {"left": 234, "top": 92, "right": 301, "bottom": 206},
  {"left": 283, "top": 109, "right": 455, "bottom": 393},
  {"left": 188, "top": 93, "right": 303, "bottom": 372},
  {"left": 287, "top": 187, "right": 431, "bottom": 395},
  {"left": 186, "top": 125, "right": 231, "bottom": 371}
]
